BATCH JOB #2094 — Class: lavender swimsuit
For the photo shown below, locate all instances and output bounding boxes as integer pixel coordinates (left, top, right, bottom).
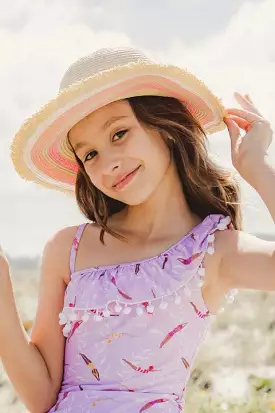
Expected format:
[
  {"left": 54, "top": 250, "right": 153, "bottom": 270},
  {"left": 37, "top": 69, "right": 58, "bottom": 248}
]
[{"left": 48, "top": 214, "right": 238, "bottom": 412}]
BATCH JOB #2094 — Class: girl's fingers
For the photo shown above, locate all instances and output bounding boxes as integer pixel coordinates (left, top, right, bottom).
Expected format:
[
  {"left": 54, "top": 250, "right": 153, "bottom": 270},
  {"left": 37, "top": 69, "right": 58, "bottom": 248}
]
[
  {"left": 224, "top": 117, "right": 241, "bottom": 146},
  {"left": 227, "top": 115, "right": 249, "bottom": 130},
  {"left": 226, "top": 107, "right": 262, "bottom": 122}
]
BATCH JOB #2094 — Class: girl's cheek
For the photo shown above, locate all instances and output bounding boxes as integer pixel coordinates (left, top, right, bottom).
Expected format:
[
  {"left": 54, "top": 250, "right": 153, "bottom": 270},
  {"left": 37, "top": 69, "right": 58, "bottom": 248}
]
[
  {"left": 92, "top": 170, "right": 107, "bottom": 192},
  {"left": 84, "top": 166, "right": 98, "bottom": 186}
]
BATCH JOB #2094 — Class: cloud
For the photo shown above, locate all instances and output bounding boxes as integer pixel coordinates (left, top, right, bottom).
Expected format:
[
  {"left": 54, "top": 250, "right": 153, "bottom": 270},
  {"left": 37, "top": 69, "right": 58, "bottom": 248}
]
[
  {"left": 72, "top": 0, "right": 262, "bottom": 49},
  {"left": 153, "top": 0, "right": 275, "bottom": 112}
]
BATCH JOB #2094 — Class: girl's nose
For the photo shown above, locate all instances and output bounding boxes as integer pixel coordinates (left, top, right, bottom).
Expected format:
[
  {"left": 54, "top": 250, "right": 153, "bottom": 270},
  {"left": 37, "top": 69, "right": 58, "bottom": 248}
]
[{"left": 102, "top": 156, "right": 122, "bottom": 175}]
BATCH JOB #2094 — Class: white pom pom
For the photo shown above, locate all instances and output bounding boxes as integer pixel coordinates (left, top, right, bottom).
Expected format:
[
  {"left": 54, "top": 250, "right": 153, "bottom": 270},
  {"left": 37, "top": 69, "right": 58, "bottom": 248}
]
[
  {"left": 174, "top": 294, "right": 181, "bottom": 305},
  {"left": 103, "top": 308, "right": 111, "bottom": 317},
  {"left": 207, "top": 246, "right": 215, "bottom": 255},
  {"left": 123, "top": 305, "right": 132, "bottom": 315},
  {"left": 63, "top": 322, "right": 70, "bottom": 332},
  {"left": 114, "top": 303, "right": 122, "bottom": 313},
  {"left": 159, "top": 300, "right": 168, "bottom": 310},
  {"left": 136, "top": 306, "right": 144, "bottom": 316},
  {"left": 198, "top": 266, "right": 205, "bottom": 276},
  {"left": 208, "top": 233, "right": 215, "bottom": 242},
  {"left": 63, "top": 323, "right": 71, "bottom": 337},
  {"left": 147, "top": 303, "right": 154, "bottom": 313},
  {"left": 58, "top": 312, "right": 67, "bottom": 325},
  {"left": 223, "top": 216, "right": 231, "bottom": 225}
]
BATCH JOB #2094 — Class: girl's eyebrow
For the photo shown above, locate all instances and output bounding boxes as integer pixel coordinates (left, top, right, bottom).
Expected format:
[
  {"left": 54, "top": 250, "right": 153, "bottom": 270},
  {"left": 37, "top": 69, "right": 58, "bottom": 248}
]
[
  {"left": 71, "top": 115, "right": 129, "bottom": 153},
  {"left": 73, "top": 141, "right": 89, "bottom": 153},
  {"left": 101, "top": 115, "right": 128, "bottom": 131}
]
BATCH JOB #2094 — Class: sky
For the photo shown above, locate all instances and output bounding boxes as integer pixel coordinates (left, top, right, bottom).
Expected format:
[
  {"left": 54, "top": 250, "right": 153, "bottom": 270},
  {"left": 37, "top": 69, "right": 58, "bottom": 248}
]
[{"left": 0, "top": 0, "right": 275, "bottom": 257}]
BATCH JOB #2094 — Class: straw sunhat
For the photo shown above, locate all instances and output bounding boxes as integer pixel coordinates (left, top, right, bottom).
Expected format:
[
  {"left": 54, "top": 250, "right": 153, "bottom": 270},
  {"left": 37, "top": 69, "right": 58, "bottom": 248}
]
[{"left": 11, "top": 47, "right": 227, "bottom": 195}]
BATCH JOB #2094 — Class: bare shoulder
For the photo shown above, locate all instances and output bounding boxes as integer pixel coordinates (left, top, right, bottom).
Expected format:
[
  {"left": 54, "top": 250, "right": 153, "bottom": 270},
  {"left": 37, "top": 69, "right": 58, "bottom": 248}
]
[
  {"left": 42, "top": 225, "right": 81, "bottom": 281},
  {"left": 45, "top": 225, "right": 80, "bottom": 255},
  {"left": 48, "top": 223, "right": 104, "bottom": 281}
]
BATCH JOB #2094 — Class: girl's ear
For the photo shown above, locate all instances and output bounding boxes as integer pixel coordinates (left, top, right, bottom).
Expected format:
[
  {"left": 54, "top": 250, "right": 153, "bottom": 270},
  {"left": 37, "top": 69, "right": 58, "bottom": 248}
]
[
  {"left": 161, "top": 132, "right": 175, "bottom": 160},
  {"left": 164, "top": 130, "right": 175, "bottom": 142}
]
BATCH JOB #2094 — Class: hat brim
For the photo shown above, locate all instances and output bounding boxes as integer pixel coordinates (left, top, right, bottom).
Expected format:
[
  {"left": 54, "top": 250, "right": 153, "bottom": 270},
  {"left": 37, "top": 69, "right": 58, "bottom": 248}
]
[{"left": 11, "top": 61, "right": 227, "bottom": 195}]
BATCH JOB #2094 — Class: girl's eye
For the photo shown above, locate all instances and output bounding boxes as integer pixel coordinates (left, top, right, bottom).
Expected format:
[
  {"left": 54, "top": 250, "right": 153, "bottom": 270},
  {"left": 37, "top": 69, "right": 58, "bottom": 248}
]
[
  {"left": 112, "top": 129, "right": 127, "bottom": 142},
  {"left": 84, "top": 150, "right": 97, "bottom": 162},
  {"left": 83, "top": 130, "right": 127, "bottom": 162}
]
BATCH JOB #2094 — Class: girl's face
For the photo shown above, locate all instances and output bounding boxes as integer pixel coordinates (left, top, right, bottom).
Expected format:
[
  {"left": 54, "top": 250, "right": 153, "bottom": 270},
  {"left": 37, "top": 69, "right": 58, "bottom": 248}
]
[{"left": 69, "top": 100, "right": 171, "bottom": 205}]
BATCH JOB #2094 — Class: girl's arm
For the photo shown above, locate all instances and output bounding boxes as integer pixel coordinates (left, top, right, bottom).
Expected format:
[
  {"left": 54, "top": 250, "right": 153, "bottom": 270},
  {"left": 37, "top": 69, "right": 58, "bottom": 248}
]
[
  {"left": 216, "top": 155, "right": 275, "bottom": 293},
  {"left": 0, "top": 226, "right": 77, "bottom": 413},
  {"left": 217, "top": 95, "right": 275, "bottom": 293}
]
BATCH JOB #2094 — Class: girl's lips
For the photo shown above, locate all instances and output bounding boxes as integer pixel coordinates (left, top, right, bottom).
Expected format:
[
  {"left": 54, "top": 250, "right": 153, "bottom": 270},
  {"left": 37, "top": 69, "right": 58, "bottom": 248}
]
[{"left": 113, "top": 166, "right": 141, "bottom": 190}]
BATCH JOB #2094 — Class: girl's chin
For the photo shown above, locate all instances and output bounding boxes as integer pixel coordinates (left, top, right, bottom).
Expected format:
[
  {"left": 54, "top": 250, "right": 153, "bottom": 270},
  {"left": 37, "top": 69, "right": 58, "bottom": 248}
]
[{"left": 116, "top": 192, "right": 151, "bottom": 206}]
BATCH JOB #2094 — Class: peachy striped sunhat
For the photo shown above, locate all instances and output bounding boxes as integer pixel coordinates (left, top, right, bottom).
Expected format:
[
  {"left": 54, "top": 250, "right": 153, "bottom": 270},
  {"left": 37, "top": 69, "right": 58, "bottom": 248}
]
[{"left": 10, "top": 47, "right": 227, "bottom": 195}]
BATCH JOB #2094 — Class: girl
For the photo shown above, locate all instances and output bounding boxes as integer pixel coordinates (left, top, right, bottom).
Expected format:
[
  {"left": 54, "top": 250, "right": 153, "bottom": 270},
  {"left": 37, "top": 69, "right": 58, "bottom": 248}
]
[{"left": 1, "top": 47, "right": 275, "bottom": 412}]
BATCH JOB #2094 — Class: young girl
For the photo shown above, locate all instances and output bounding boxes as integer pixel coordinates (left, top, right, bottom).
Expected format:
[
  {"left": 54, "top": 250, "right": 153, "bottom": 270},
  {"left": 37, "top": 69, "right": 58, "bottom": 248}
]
[{"left": 1, "top": 47, "right": 274, "bottom": 413}]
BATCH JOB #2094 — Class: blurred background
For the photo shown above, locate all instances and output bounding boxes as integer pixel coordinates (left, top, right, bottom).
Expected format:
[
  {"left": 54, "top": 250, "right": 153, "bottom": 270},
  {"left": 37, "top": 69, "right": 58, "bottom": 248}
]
[{"left": 0, "top": 0, "right": 275, "bottom": 411}]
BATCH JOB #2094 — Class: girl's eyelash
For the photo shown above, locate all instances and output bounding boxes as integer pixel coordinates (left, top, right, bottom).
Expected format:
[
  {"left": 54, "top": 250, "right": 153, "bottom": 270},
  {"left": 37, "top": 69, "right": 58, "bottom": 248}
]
[
  {"left": 84, "top": 129, "right": 128, "bottom": 162},
  {"left": 112, "top": 129, "right": 128, "bottom": 141},
  {"left": 84, "top": 150, "right": 97, "bottom": 162}
]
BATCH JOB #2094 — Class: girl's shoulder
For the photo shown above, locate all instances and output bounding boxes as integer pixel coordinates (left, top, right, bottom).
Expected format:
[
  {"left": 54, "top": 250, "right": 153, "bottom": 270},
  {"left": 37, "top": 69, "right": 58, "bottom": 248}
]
[
  {"left": 48, "top": 222, "right": 105, "bottom": 283},
  {"left": 47, "top": 222, "right": 99, "bottom": 248},
  {"left": 43, "top": 223, "right": 91, "bottom": 284},
  {"left": 46, "top": 224, "right": 82, "bottom": 251}
]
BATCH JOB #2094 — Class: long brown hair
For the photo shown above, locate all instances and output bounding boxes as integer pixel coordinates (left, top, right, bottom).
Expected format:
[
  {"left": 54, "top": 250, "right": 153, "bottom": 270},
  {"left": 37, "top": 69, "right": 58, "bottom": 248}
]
[{"left": 69, "top": 96, "right": 243, "bottom": 243}]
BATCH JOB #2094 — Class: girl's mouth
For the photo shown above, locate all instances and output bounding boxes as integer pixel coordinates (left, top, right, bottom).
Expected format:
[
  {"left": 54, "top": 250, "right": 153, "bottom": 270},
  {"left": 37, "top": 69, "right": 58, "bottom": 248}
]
[{"left": 113, "top": 165, "right": 141, "bottom": 190}]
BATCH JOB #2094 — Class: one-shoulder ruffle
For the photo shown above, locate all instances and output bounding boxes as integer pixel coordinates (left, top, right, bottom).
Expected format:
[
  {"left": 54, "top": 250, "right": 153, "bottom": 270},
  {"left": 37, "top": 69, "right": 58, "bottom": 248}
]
[{"left": 59, "top": 214, "right": 238, "bottom": 337}]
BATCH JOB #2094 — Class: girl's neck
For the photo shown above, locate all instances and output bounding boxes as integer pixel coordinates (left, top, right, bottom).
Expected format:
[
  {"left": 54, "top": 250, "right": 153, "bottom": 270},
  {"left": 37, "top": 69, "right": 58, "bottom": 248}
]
[{"left": 109, "top": 162, "right": 200, "bottom": 242}]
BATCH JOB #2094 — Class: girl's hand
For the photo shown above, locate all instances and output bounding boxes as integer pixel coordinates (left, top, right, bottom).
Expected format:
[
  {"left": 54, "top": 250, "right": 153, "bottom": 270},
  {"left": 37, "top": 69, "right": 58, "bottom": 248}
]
[{"left": 224, "top": 92, "right": 273, "bottom": 185}]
